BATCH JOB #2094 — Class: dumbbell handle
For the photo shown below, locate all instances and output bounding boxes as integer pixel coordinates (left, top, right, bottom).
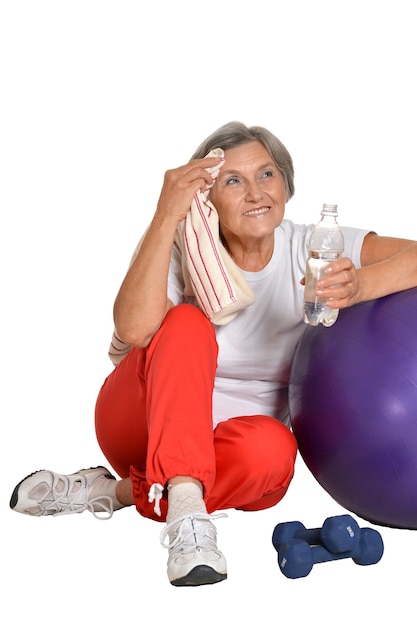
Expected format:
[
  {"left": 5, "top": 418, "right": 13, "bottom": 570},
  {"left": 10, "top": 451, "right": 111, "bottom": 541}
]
[
  {"left": 307, "top": 543, "right": 351, "bottom": 564},
  {"left": 293, "top": 527, "right": 332, "bottom": 544},
  {"left": 290, "top": 525, "right": 358, "bottom": 551}
]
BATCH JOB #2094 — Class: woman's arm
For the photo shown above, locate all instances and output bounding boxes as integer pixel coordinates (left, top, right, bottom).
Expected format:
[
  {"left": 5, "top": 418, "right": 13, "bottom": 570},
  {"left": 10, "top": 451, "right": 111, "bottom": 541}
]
[
  {"left": 113, "top": 213, "right": 177, "bottom": 348},
  {"left": 113, "top": 157, "right": 221, "bottom": 347},
  {"left": 316, "top": 233, "right": 417, "bottom": 310},
  {"left": 358, "top": 233, "right": 417, "bottom": 299}
]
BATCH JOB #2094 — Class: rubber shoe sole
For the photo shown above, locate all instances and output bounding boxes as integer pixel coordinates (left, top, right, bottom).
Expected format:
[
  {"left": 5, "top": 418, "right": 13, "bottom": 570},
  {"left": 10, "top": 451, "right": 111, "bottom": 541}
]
[{"left": 170, "top": 564, "right": 227, "bottom": 587}]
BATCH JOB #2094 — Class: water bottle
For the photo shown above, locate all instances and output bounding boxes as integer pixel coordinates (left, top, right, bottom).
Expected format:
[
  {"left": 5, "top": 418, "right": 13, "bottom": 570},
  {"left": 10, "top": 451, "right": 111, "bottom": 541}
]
[{"left": 303, "top": 203, "right": 344, "bottom": 327}]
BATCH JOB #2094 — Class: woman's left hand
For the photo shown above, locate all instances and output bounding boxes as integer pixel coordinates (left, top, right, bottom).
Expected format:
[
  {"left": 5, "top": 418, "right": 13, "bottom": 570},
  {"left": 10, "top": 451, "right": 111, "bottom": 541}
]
[{"left": 315, "top": 257, "right": 363, "bottom": 309}]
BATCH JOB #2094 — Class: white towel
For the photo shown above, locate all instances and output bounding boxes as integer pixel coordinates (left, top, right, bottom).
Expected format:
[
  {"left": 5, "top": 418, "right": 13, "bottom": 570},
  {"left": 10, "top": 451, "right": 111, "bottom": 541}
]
[{"left": 175, "top": 148, "right": 254, "bottom": 325}]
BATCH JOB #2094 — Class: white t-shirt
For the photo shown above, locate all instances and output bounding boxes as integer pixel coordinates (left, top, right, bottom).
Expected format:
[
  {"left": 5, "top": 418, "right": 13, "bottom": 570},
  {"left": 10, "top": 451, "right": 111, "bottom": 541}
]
[{"left": 168, "top": 219, "right": 369, "bottom": 428}]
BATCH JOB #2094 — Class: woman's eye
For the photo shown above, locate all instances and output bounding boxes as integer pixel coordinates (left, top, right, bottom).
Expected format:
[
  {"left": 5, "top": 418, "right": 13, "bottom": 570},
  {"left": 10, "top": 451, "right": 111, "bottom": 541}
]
[
  {"left": 225, "top": 177, "right": 239, "bottom": 185},
  {"left": 261, "top": 170, "right": 273, "bottom": 178}
]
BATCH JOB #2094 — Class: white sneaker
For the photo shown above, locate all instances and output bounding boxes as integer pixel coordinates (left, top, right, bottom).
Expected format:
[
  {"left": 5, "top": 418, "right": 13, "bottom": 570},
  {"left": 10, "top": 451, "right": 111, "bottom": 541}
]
[
  {"left": 9, "top": 466, "right": 116, "bottom": 519},
  {"left": 160, "top": 512, "right": 227, "bottom": 586}
]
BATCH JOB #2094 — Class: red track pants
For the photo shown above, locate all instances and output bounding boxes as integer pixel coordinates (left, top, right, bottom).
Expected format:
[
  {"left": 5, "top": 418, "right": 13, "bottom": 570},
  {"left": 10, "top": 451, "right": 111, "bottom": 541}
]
[{"left": 95, "top": 304, "right": 297, "bottom": 521}]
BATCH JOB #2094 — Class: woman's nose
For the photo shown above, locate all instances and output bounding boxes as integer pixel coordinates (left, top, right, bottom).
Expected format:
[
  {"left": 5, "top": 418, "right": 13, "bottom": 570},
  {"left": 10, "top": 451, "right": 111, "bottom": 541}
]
[{"left": 245, "top": 180, "right": 262, "bottom": 201}]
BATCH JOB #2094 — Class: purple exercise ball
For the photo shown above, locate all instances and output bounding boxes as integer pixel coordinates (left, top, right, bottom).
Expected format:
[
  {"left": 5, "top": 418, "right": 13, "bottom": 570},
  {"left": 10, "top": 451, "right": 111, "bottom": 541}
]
[{"left": 289, "top": 287, "right": 417, "bottom": 529}]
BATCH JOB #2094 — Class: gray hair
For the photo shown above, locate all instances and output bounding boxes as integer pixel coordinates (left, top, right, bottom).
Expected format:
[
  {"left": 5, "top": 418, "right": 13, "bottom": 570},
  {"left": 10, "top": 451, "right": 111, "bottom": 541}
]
[{"left": 190, "top": 121, "right": 295, "bottom": 200}]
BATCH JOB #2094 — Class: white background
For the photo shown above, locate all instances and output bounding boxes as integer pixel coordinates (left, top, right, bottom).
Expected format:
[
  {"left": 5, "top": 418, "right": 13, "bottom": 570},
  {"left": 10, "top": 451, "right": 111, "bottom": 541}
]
[{"left": 2, "top": 1, "right": 417, "bottom": 624}]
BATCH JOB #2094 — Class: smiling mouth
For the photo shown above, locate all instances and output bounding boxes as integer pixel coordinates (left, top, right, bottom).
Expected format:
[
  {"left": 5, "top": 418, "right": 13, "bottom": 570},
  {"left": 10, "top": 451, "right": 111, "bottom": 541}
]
[{"left": 243, "top": 207, "right": 270, "bottom": 216}]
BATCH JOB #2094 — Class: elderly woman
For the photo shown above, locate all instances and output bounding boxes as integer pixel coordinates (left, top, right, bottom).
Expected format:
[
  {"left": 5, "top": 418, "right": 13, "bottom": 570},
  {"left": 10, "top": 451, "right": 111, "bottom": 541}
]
[{"left": 10, "top": 121, "right": 417, "bottom": 587}]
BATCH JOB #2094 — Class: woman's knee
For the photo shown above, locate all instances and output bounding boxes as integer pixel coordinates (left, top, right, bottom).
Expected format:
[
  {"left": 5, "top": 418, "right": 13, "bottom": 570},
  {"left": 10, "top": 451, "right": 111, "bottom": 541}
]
[
  {"left": 215, "top": 415, "right": 297, "bottom": 477},
  {"left": 256, "top": 416, "right": 298, "bottom": 464},
  {"left": 151, "top": 304, "right": 218, "bottom": 357},
  {"left": 208, "top": 415, "right": 297, "bottom": 513},
  {"left": 219, "top": 414, "right": 296, "bottom": 454},
  {"left": 164, "top": 304, "right": 213, "bottom": 332}
]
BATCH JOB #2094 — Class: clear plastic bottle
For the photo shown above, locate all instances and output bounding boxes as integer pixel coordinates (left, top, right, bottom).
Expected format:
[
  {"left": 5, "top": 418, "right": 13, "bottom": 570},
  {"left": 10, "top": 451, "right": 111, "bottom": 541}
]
[{"left": 303, "top": 203, "right": 344, "bottom": 327}]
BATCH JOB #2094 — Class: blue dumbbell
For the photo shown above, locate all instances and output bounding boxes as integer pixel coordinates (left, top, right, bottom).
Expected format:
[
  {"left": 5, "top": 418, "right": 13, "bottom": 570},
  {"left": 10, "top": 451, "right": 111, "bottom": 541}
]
[
  {"left": 272, "top": 514, "right": 360, "bottom": 554},
  {"left": 277, "top": 527, "right": 384, "bottom": 579}
]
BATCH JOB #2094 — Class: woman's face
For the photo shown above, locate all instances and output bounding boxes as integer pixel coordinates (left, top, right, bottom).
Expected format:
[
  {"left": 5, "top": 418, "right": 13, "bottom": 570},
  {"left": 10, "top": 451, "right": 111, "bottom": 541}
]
[{"left": 209, "top": 141, "right": 286, "bottom": 247}]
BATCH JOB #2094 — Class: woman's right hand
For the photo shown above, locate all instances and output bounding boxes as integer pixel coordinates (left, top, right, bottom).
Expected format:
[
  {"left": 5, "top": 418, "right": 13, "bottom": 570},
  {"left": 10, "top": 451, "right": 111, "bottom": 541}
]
[{"left": 155, "top": 157, "right": 222, "bottom": 223}]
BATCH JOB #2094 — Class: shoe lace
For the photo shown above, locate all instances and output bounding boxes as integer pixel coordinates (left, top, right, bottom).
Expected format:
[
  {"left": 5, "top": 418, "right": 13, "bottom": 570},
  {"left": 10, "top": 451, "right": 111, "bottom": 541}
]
[
  {"left": 42, "top": 475, "right": 114, "bottom": 520},
  {"left": 160, "top": 512, "right": 227, "bottom": 556}
]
